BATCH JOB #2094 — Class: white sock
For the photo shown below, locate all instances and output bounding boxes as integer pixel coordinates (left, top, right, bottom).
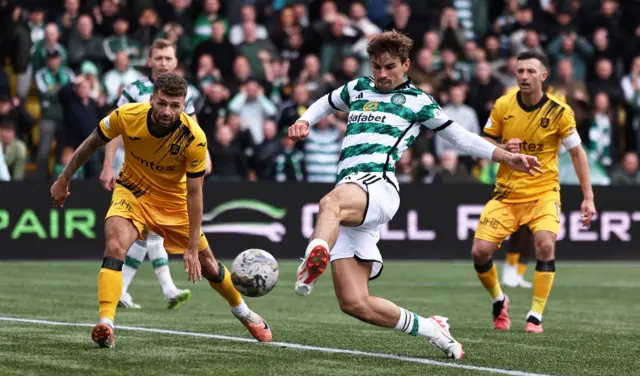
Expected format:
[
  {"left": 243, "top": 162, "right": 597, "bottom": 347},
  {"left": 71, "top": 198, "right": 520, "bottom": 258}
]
[
  {"left": 492, "top": 292, "right": 505, "bottom": 304},
  {"left": 100, "top": 317, "right": 114, "bottom": 329},
  {"left": 121, "top": 239, "right": 148, "bottom": 296},
  {"left": 394, "top": 307, "right": 438, "bottom": 339},
  {"left": 146, "top": 233, "right": 179, "bottom": 297},
  {"left": 305, "top": 238, "right": 330, "bottom": 257},
  {"left": 230, "top": 300, "right": 250, "bottom": 318}
]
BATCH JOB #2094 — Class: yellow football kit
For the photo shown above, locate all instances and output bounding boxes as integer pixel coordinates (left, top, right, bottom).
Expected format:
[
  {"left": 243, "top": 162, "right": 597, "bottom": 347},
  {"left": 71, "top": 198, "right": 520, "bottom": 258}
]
[
  {"left": 475, "top": 90, "right": 578, "bottom": 244},
  {"left": 97, "top": 102, "right": 209, "bottom": 254}
]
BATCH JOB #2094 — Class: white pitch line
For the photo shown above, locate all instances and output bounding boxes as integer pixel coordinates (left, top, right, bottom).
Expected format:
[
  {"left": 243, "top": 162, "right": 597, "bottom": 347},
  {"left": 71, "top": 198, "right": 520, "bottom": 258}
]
[{"left": 0, "top": 316, "right": 554, "bottom": 376}]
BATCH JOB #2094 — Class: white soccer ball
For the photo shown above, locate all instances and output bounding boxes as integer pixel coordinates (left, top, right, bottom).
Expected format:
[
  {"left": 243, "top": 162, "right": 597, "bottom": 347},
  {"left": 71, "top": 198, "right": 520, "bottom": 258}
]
[{"left": 230, "top": 249, "right": 279, "bottom": 297}]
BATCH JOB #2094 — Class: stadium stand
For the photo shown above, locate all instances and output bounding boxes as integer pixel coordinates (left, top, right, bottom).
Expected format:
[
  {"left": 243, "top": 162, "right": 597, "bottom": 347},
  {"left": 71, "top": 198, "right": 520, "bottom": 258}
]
[{"left": 0, "top": 0, "right": 639, "bottom": 186}]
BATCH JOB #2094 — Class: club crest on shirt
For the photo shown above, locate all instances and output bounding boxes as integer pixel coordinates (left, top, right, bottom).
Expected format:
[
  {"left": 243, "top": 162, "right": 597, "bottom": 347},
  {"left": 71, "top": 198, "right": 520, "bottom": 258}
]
[
  {"left": 540, "top": 117, "right": 550, "bottom": 128},
  {"left": 169, "top": 144, "right": 181, "bottom": 155},
  {"left": 391, "top": 94, "right": 406, "bottom": 105},
  {"left": 363, "top": 101, "right": 379, "bottom": 112}
]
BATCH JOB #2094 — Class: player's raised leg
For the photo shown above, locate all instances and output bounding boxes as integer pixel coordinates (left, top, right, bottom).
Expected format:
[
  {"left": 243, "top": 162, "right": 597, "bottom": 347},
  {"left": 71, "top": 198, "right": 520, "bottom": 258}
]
[
  {"left": 526, "top": 230, "right": 557, "bottom": 333},
  {"left": 295, "top": 182, "right": 367, "bottom": 296},
  {"left": 146, "top": 232, "right": 191, "bottom": 309},
  {"left": 118, "top": 239, "right": 147, "bottom": 308},
  {"left": 93, "top": 215, "right": 140, "bottom": 348},
  {"left": 199, "top": 247, "right": 272, "bottom": 342},
  {"left": 332, "top": 258, "right": 464, "bottom": 359}
]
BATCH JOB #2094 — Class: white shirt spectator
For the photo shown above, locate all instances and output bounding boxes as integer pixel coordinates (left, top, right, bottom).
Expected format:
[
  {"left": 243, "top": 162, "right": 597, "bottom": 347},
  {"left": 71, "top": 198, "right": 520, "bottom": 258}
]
[
  {"left": 103, "top": 67, "right": 144, "bottom": 105},
  {"left": 0, "top": 144, "right": 11, "bottom": 181}
]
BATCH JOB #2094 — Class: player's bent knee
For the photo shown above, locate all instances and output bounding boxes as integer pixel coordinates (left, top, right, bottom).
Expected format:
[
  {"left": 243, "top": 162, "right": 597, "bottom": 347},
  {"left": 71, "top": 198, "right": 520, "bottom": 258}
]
[
  {"left": 338, "top": 297, "right": 370, "bottom": 320},
  {"left": 319, "top": 194, "right": 341, "bottom": 215},
  {"left": 535, "top": 238, "right": 555, "bottom": 261},
  {"left": 105, "top": 238, "right": 128, "bottom": 260},
  {"left": 471, "top": 240, "right": 496, "bottom": 262},
  {"left": 202, "top": 258, "right": 223, "bottom": 282}
]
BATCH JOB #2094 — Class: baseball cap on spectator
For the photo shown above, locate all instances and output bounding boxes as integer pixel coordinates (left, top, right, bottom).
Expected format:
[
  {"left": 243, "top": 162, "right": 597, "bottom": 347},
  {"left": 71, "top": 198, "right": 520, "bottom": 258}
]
[
  {"left": 46, "top": 49, "right": 61, "bottom": 59},
  {"left": 81, "top": 61, "right": 100, "bottom": 76}
]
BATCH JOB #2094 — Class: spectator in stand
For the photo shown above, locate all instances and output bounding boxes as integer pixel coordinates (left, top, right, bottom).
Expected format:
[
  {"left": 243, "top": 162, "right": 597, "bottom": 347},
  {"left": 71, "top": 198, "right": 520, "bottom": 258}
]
[
  {"left": 193, "top": 20, "right": 236, "bottom": 78},
  {"left": 610, "top": 152, "right": 640, "bottom": 185},
  {"left": 253, "top": 120, "right": 281, "bottom": 180},
  {"left": 132, "top": 9, "right": 161, "bottom": 49},
  {"left": 102, "top": 51, "right": 144, "bottom": 106},
  {"left": 467, "top": 61, "right": 504, "bottom": 126},
  {"left": 304, "top": 115, "right": 342, "bottom": 183},
  {"left": 587, "top": 92, "right": 618, "bottom": 169},
  {"left": 193, "top": 0, "right": 228, "bottom": 49},
  {"left": 227, "top": 79, "right": 278, "bottom": 145},
  {"left": 298, "top": 54, "right": 333, "bottom": 101},
  {"left": 58, "top": 75, "right": 103, "bottom": 179},
  {"left": 278, "top": 83, "right": 310, "bottom": 133},
  {"left": 551, "top": 59, "right": 590, "bottom": 129},
  {"left": 229, "top": 5, "right": 269, "bottom": 46},
  {"left": 588, "top": 57, "right": 623, "bottom": 108},
  {"left": 436, "top": 149, "right": 473, "bottom": 184},
  {"left": 275, "top": 133, "right": 304, "bottom": 182},
  {"left": 67, "top": 14, "right": 107, "bottom": 74},
  {"left": 34, "top": 49, "right": 76, "bottom": 179},
  {"left": 103, "top": 15, "right": 146, "bottom": 68},
  {"left": 437, "top": 84, "right": 480, "bottom": 169},
  {"left": 0, "top": 112, "right": 27, "bottom": 180},
  {"left": 31, "top": 23, "right": 68, "bottom": 73},
  {"left": 208, "top": 125, "right": 249, "bottom": 181}
]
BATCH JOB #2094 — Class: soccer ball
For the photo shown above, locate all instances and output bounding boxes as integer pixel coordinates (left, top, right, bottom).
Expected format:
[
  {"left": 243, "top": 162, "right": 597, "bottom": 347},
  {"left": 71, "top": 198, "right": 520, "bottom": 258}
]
[{"left": 230, "top": 249, "right": 279, "bottom": 297}]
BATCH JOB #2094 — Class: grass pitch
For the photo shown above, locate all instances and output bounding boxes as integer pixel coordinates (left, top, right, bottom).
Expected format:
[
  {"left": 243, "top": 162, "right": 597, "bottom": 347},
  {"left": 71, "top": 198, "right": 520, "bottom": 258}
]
[{"left": 0, "top": 260, "right": 638, "bottom": 376}]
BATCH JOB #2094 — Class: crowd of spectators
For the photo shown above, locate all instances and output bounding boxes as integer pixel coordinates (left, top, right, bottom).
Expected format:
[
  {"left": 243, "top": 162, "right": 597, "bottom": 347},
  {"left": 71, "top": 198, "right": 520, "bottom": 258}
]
[{"left": 1, "top": 0, "right": 640, "bottom": 186}]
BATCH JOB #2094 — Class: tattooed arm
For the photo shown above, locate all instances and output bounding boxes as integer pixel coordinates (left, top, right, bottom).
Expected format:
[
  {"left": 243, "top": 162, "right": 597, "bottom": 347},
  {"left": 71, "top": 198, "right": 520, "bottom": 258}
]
[{"left": 60, "top": 129, "right": 108, "bottom": 182}]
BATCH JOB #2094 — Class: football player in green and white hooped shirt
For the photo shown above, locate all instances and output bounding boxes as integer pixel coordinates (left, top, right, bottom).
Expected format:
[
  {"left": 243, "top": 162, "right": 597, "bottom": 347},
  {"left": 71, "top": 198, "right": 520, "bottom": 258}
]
[
  {"left": 99, "top": 39, "right": 211, "bottom": 310},
  {"left": 288, "top": 30, "right": 543, "bottom": 360}
]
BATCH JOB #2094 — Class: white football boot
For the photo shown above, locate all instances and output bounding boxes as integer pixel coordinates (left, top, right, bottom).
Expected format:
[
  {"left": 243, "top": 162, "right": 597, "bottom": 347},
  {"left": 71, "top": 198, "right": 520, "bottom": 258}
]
[{"left": 427, "top": 316, "right": 465, "bottom": 359}]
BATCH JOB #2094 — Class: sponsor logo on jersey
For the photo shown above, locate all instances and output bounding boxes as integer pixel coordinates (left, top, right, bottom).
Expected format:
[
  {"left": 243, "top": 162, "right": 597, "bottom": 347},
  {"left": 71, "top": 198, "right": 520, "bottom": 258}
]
[
  {"left": 348, "top": 112, "right": 387, "bottom": 124},
  {"left": 362, "top": 101, "right": 379, "bottom": 112},
  {"left": 130, "top": 151, "right": 176, "bottom": 171}
]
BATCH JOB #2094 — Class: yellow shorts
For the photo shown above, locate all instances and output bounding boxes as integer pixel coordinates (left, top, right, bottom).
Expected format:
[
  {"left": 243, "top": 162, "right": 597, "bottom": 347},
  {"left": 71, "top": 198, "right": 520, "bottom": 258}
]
[
  {"left": 106, "top": 184, "right": 209, "bottom": 254},
  {"left": 474, "top": 193, "right": 561, "bottom": 245}
]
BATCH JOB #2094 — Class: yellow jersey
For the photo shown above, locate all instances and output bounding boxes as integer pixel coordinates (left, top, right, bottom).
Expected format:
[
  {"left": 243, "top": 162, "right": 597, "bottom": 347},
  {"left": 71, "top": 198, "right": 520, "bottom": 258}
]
[
  {"left": 98, "top": 102, "right": 208, "bottom": 207},
  {"left": 482, "top": 90, "right": 577, "bottom": 203}
]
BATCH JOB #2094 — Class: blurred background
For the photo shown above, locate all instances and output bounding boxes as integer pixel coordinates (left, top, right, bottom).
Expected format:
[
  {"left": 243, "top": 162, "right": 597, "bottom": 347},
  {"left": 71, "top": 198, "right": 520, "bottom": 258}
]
[{"left": 0, "top": 0, "right": 639, "bottom": 187}]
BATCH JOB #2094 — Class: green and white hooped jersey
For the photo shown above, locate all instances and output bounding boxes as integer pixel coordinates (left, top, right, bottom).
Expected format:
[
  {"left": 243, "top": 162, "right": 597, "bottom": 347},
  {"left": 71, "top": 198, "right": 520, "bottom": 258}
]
[
  {"left": 329, "top": 77, "right": 453, "bottom": 188},
  {"left": 117, "top": 76, "right": 196, "bottom": 115}
]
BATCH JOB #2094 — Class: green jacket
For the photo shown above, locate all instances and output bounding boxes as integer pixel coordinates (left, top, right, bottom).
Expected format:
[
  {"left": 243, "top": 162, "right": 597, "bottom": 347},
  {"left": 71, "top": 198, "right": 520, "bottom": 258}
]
[{"left": 34, "top": 67, "right": 76, "bottom": 121}]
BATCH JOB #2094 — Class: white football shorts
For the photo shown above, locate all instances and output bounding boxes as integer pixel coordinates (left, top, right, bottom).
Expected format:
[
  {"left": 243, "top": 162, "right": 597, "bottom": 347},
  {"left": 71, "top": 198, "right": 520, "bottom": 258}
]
[{"left": 330, "top": 172, "right": 400, "bottom": 279}]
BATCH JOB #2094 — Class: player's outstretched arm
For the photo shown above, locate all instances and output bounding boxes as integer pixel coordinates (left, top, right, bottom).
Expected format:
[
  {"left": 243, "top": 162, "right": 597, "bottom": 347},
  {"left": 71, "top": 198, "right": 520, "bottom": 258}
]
[
  {"left": 568, "top": 144, "right": 596, "bottom": 227},
  {"left": 185, "top": 175, "right": 204, "bottom": 283},
  {"left": 51, "top": 129, "right": 107, "bottom": 207},
  {"left": 437, "top": 122, "right": 542, "bottom": 175},
  {"left": 289, "top": 94, "right": 338, "bottom": 141}
]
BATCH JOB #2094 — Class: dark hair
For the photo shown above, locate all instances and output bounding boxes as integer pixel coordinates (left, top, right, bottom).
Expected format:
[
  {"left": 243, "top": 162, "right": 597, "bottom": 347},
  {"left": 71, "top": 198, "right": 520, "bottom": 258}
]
[
  {"left": 153, "top": 72, "right": 188, "bottom": 98},
  {"left": 517, "top": 50, "right": 549, "bottom": 69},
  {"left": 366, "top": 30, "right": 414, "bottom": 62}
]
